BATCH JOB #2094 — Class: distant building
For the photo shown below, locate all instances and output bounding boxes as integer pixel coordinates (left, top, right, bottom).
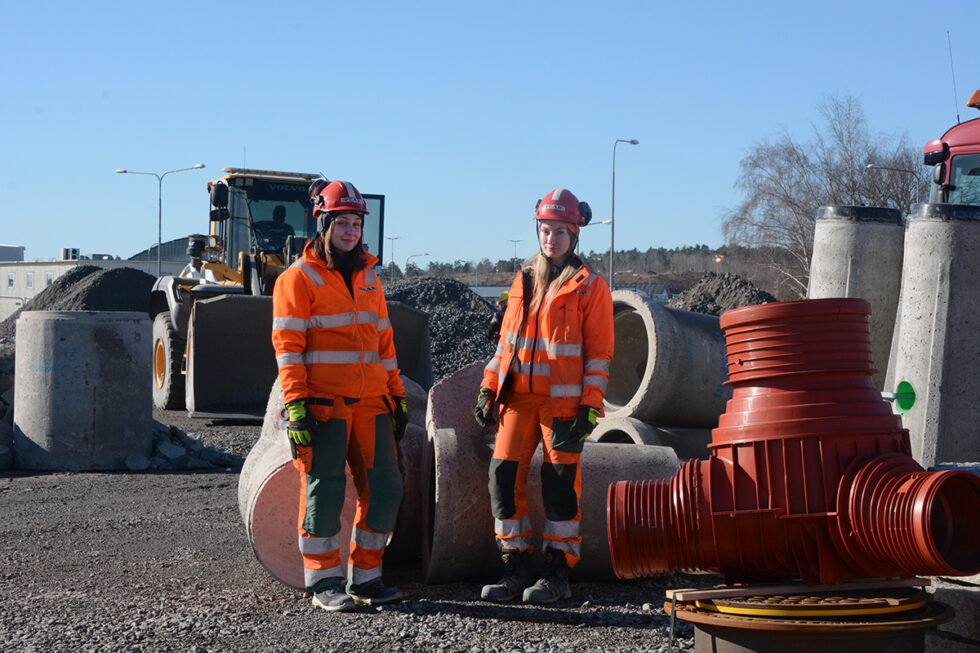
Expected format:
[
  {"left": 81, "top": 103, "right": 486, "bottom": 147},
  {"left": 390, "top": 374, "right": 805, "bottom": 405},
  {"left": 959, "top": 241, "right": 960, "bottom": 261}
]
[{"left": 0, "top": 245, "right": 26, "bottom": 262}]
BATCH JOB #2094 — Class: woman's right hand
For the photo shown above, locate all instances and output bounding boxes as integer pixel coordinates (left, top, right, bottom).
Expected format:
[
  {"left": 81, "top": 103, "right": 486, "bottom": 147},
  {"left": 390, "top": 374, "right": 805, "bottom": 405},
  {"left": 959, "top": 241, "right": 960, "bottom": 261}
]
[
  {"left": 473, "top": 388, "right": 496, "bottom": 427},
  {"left": 285, "top": 400, "right": 315, "bottom": 446}
]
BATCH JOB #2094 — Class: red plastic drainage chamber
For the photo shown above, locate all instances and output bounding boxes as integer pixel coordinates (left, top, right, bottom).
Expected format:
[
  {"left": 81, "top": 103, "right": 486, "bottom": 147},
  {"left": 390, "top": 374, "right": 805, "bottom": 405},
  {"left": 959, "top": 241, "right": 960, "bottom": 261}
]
[{"left": 607, "top": 298, "right": 980, "bottom": 585}]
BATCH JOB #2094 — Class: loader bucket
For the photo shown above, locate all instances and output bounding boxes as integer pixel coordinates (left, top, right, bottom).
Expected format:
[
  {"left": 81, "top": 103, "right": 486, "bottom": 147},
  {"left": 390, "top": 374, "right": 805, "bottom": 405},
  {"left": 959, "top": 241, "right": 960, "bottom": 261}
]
[
  {"left": 185, "top": 294, "right": 277, "bottom": 419},
  {"left": 387, "top": 301, "right": 433, "bottom": 390}
]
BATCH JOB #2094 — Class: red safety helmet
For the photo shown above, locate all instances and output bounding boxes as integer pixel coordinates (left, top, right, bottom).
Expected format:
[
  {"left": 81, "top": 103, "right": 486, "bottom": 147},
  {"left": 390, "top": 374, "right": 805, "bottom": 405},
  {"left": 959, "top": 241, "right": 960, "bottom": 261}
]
[
  {"left": 310, "top": 180, "right": 370, "bottom": 218},
  {"left": 534, "top": 188, "right": 592, "bottom": 226}
]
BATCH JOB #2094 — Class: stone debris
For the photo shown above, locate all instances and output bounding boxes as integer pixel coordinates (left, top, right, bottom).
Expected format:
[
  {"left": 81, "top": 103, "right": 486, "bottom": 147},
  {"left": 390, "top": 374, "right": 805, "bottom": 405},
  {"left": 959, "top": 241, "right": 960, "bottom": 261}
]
[
  {"left": 385, "top": 278, "right": 497, "bottom": 382},
  {"left": 142, "top": 419, "right": 244, "bottom": 472},
  {"left": 667, "top": 272, "right": 777, "bottom": 316}
]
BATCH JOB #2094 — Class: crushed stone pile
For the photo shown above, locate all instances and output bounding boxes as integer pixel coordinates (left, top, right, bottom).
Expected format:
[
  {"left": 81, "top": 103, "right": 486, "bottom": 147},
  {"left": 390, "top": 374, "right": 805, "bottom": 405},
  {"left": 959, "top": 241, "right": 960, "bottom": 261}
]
[
  {"left": 0, "top": 266, "right": 156, "bottom": 344},
  {"left": 667, "top": 272, "right": 777, "bottom": 316},
  {"left": 385, "top": 278, "right": 496, "bottom": 382},
  {"left": 130, "top": 420, "right": 244, "bottom": 472}
]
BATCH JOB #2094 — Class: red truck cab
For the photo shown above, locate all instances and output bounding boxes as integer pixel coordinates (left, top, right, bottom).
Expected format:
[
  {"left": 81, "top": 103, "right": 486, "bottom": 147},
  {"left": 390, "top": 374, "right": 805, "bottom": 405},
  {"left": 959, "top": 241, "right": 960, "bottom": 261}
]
[{"left": 924, "top": 90, "right": 980, "bottom": 205}]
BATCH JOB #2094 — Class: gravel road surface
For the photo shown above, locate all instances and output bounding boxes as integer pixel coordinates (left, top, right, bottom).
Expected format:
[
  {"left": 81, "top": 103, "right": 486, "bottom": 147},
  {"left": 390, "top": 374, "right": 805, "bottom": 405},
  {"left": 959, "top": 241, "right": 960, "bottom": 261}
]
[{"left": 0, "top": 408, "right": 710, "bottom": 652}]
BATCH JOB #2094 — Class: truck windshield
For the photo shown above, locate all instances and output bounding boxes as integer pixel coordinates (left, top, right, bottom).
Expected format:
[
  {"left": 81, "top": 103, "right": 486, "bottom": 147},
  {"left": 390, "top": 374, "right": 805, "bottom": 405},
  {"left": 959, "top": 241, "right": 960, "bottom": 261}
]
[{"left": 948, "top": 153, "right": 980, "bottom": 205}]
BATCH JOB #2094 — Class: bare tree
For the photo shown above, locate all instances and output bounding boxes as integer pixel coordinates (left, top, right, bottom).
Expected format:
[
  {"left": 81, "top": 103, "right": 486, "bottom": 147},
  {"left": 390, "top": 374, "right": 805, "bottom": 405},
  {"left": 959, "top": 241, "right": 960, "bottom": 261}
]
[{"left": 723, "top": 95, "right": 927, "bottom": 297}]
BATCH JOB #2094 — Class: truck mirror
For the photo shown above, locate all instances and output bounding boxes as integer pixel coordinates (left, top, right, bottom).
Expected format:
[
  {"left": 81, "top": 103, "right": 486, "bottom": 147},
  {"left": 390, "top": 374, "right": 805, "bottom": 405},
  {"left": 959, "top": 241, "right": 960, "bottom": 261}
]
[
  {"left": 210, "top": 208, "right": 230, "bottom": 222},
  {"left": 933, "top": 163, "right": 946, "bottom": 186},
  {"left": 923, "top": 140, "right": 949, "bottom": 166},
  {"left": 210, "top": 181, "right": 229, "bottom": 209}
]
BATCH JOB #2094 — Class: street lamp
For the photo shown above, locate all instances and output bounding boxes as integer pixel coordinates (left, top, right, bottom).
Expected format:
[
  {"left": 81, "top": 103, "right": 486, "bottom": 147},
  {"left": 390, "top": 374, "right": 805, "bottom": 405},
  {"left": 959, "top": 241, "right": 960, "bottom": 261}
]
[
  {"left": 507, "top": 239, "right": 523, "bottom": 272},
  {"left": 386, "top": 236, "right": 402, "bottom": 281},
  {"left": 611, "top": 138, "right": 639, "bottom": 291},
  {"left": 405, "top": 252, "right": 429, "bottom": 277},
  {"left": 865, "top": 163, "right": 921, "bottom": 204},
  {"left": 116, "top": 163, "right": 206, "bottom": 277}
]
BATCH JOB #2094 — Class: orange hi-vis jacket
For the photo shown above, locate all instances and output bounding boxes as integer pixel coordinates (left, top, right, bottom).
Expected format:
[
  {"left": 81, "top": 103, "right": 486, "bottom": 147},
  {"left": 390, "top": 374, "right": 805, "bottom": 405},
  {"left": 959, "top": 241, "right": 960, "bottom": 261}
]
[
  {"left": 481, "top": 262, "right": 614, "bottom": 419},
  {"left": 272, "top": 245, "right": 404, "bottom": 404}
]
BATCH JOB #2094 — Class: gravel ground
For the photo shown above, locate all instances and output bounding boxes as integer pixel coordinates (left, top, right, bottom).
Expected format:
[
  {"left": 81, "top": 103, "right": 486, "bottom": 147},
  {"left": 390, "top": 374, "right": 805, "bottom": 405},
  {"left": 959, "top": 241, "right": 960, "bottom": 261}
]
[{"left": 0, "top": 407, "right": 711, "bottom": 652}]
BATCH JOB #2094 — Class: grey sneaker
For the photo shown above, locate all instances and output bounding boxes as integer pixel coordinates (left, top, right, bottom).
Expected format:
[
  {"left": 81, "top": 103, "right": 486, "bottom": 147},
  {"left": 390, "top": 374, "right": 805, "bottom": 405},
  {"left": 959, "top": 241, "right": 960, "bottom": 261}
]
[
  {"left": 522, "top": 549, "right": 571, "bottom": 604},
  {"left": 480, "top": 550, "right": 532, "bottom": 602},
  {"left": 347, "top": 578, "right": 403, "bottom": 605},
  {"left": 312, "top": 584, "right": 355, "bottom": 612}
]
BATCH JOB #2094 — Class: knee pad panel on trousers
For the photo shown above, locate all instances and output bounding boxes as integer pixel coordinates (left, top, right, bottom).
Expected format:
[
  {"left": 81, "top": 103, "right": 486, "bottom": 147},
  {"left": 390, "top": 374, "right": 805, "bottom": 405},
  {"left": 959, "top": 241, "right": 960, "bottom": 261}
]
[
  {"left": 363, "top": 414, "right": 403, "bottom": 533},
  {"left": 541, "top": 461, "right": 579, "bottom": 521},
  {"left": 489, "top": 458, "right": 519, "bottom": 518},
  {"left": 303, "top": 418, "right": 348, "bottom": 536}
]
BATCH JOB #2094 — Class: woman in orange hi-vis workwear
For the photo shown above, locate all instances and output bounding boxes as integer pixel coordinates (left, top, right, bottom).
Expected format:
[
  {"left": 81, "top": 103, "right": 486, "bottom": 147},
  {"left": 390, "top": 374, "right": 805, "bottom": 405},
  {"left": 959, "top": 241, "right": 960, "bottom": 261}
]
[
  {"left": 474, "top": 188, "right": 614, "bottom": 604},
  {"left": 272, "top": 179, "right": 409, "bottom": 613}
]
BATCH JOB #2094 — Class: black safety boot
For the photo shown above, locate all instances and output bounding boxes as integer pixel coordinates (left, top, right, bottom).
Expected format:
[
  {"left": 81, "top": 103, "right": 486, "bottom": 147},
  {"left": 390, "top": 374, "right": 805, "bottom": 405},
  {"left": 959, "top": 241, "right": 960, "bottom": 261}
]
[
  {"left": 347, "top": 578, "right": 404, "bottom": 606},
  {"left": 480, "top": 550, "right": 532, "bottom": 602},
  {"left": 311, "top": 578, "right": 355, "bottom": 612},
  {"left": 522, "top": 548, "right": 571, "bottom": 604}
]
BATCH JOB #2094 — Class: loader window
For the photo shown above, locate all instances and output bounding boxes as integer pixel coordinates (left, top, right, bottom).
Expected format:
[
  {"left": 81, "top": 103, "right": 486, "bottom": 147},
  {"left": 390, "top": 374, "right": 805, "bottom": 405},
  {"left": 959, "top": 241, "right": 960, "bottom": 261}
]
[{"left": 948, "top": 154, "right": 980, "bottom": 206}]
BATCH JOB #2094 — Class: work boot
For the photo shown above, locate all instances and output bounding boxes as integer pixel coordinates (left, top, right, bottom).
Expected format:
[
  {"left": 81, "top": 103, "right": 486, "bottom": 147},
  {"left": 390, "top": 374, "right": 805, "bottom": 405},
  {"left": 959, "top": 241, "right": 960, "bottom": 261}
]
[
  {"left": 311, "top": 579, "right": 355, "bottom": 613},
  {"left": 481, "top": 550, "right": 532, "bottom": 602},
  {"left": 522, "top": 548, "right": 571, "bottom": 604},
  {"left": 347, "top": 578, "right": 404, "bottom": 606}
]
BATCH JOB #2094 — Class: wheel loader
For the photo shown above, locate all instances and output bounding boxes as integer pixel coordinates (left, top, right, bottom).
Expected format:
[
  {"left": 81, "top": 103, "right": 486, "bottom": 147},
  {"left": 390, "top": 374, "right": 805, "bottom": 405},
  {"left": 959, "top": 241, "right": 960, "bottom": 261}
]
[{"left": 148, "top": 168, "right": 431, "bottom": 419}]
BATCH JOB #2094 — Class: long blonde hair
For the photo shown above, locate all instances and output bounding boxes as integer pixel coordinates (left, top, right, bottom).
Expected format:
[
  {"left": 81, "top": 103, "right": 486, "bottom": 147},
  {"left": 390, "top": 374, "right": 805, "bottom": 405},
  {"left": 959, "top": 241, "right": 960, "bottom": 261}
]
[{"left": 528, "top": 252, "right": 579, "bottom": 314}]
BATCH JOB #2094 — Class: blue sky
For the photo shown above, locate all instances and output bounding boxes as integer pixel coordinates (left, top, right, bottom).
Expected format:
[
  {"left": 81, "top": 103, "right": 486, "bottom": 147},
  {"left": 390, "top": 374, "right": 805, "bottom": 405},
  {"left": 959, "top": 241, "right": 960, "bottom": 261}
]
[{"left": 2, "top": 1, "right": 979, "bottom": 269}]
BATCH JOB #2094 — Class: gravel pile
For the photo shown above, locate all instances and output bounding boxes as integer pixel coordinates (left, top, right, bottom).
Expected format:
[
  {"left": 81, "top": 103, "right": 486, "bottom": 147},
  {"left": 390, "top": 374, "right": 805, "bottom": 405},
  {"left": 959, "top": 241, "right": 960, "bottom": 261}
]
[
  {"left": 667, "top": 272, "right": 776, "bottom": 316},
  {"left": 126, "top": 420, "right": 244, "bottom": 472},
  {"left": 0, "top": 265, "right": 156, "bottom": 344},
  {"left": 385, "top": 278, "right": 496, "bottom": 382}
]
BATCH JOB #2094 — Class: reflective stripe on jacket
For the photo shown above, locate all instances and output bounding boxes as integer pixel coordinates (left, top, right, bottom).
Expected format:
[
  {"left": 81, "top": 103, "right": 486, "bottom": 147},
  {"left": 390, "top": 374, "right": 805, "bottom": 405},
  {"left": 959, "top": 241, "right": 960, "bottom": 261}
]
[
  {"left": 482, "top": 262, "right": 614, "bottom": 419},
  {"left": 272, "top": 244, "right": 404, "bottom": 403}
]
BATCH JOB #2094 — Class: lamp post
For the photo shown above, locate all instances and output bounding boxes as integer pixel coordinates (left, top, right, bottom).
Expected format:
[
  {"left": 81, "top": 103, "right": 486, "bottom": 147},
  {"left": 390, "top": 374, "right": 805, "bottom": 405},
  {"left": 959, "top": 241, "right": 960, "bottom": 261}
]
[
  {"left": 865, "top": 163, "right": 921, "bottom": 204},
  {"left": 610, "top": 139, "right": 639, "bottom": 291},
  {"left": 507, "top": 239, "right": 523, "bottom": 272},
  {"left": 405, "top": 252, "right": 429, "bottom": 278},
  {"left": 386, "top": 236, "right": 402, "bottom": 281},
  {"left": 116, "top": 163, "right": 206, "bottom": 277}
]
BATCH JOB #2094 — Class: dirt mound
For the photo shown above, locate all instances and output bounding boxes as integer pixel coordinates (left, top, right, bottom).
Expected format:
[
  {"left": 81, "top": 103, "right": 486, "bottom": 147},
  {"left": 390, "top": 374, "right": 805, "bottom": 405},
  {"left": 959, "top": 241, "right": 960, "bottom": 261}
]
[
  {"left": 667, "top": 272, "right": 776, "bottom": 316},
  {"left": 0, "top": 266, "right": 156, "bottom": 343},
  {"left": 385, "top": 278, "right": 496, "bottom": 382}
]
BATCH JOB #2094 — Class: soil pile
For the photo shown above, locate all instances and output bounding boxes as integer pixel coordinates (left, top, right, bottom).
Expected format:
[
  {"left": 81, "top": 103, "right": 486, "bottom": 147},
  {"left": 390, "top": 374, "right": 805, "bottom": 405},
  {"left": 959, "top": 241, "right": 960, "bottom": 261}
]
[
  {"left": 385, "top": 278, "right": 496, "bottom": 382},
  {"left": 667, "top": 272, "right": 776, "bottom": 316},
  {"left": 0, "top": 266, "right": 155, "bottom": 344}
]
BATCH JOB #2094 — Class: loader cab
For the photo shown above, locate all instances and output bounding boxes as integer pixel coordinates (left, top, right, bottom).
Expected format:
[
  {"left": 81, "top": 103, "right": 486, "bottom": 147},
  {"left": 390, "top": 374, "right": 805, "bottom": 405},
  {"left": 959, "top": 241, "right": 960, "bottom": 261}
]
[{"left": 207, "top": 168, "right": 385, "bottom": 274}]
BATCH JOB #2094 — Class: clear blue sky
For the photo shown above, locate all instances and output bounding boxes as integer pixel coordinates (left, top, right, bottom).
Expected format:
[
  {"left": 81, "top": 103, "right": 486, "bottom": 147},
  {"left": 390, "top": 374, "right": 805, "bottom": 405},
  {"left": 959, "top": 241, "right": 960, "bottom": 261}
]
[{"left": 2, "top": 1, "right": 979, "bottom": 268}]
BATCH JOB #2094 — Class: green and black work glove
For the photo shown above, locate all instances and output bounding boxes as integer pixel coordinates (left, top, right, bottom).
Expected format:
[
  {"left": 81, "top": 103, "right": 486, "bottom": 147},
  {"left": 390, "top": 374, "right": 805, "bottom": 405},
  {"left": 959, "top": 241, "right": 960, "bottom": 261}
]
[
  {"left": 285, "top": 400, "right": 316, "bottom": 446},
  {"left": 570, "top": 404, "right": 601, "bottom": 442},
  {"left": 474, "top": 387, "right": 496, "bottom": 427},
  {"left": 391, "top": 396, "right": 409, "bottom": 442}
]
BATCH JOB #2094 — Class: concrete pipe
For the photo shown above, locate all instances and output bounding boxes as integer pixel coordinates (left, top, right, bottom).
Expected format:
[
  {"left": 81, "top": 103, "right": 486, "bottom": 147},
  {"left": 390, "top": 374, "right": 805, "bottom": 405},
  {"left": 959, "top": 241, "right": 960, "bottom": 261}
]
[
  {"left": 13, "top": 311, "right": 151, "bottom": 471},
  {"left": 592, "top": 417, "right": 712, "bottom": 461},
  {"left": 604, "top": 290, "right": 730, "bottom": 427},
  {"left": 238, "top": 375, "right": 427, "bottom": 589},
  {"left": 807, "top": 206, "right": 905, "bottom": 389},
  {"left": 884, "top": 203, "right": 980, "bottom": 467},
  {"left": 421, "top": 361, "right": 681, "bottom": 583}
]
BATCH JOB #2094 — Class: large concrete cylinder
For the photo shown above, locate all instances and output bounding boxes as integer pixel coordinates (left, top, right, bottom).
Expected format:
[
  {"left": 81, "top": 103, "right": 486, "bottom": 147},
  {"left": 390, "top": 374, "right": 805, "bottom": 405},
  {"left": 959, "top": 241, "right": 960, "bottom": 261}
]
[
  {"left": 884, "top": 203, "right": 980, "bottom": 466},
  {"left": 13, "top": 311, "right": 151, "bottom": 471},
  {"left": 238, "top": 376, "right": 426, "bottom": 590},
  {"left": 421, "top": 362, "right": 681, "bottom": 583},
  {"left": 592, "top": 417, "right": 712, "bottom": 461},
  {"left": 603, "top": 290, "right": 729, "bottom": 427},
  {"left": 806, "top": 206, "right": 905, "bottom": 389}
]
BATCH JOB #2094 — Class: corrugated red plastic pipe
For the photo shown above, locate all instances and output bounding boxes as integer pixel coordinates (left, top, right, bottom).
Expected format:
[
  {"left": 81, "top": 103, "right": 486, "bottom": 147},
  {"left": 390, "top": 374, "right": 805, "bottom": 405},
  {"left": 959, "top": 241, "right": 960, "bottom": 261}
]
[{"left": 607, "top": 298, "right": 980, "bottom": 584}]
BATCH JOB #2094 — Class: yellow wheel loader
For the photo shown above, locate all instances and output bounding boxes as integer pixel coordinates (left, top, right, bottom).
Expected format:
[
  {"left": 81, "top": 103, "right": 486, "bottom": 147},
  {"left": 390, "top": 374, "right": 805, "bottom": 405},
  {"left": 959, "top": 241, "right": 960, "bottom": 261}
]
[{"left": 148, "top": 168, "right": 431, "bottom": 418}]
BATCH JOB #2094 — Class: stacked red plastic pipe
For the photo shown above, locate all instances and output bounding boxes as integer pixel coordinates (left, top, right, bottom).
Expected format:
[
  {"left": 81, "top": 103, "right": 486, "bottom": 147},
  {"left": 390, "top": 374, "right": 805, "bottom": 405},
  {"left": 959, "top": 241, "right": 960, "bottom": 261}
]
[{"left": 607, "top": 298, "right": 980, "bottom": 584}]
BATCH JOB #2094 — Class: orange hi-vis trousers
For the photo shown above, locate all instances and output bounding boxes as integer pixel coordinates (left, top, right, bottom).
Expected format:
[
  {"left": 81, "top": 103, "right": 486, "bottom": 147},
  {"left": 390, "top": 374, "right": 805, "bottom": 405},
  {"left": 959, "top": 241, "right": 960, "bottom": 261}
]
[
  {"left": 293, "top": 394, "right": 403, "bottom": 590},
  {"left": 488, "top": 391, "right": 583, "bottom": 567}
]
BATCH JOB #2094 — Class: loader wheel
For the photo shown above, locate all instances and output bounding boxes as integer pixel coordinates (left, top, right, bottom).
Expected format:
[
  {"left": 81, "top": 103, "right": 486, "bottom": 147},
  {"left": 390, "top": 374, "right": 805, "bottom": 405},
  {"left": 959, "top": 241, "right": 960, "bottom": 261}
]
[{"left": 152, "top": 313, "right": 186, "bottom": 410}]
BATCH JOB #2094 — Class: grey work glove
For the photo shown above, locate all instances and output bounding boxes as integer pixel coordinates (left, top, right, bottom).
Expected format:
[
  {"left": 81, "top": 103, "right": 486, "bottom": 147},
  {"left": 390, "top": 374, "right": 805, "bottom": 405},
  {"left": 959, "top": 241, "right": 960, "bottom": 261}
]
[{"left": 474, "top": 387, "right": 496, "bottom": 427}]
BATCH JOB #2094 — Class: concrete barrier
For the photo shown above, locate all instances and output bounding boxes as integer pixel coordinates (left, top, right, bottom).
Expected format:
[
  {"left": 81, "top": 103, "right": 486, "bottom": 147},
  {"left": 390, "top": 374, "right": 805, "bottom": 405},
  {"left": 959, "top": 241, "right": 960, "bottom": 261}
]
[
  {"left": 884, "top": 203, "right": 980, "bottom": 466},
  {"left": 807, "top": 205, "right": 905, "bottom": 389},
  {"left": 237, "top": 375, "right": 426, "bottom": 589},
  {"left": 603, "top": 290, "right": 729, "bottom": 427},
  {"left": 421, "top": 362, "right": 681, "bottom": 583},
  {"left": 13, "top": 311, "right": 151, "bottom": 471}
]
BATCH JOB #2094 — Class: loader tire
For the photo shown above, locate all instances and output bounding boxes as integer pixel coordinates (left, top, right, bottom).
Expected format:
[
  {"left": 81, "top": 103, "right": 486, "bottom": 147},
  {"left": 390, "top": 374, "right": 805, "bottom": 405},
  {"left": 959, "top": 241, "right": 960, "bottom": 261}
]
[{"left": 152, "top": 313, "right": 186, "bottom": 410}]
